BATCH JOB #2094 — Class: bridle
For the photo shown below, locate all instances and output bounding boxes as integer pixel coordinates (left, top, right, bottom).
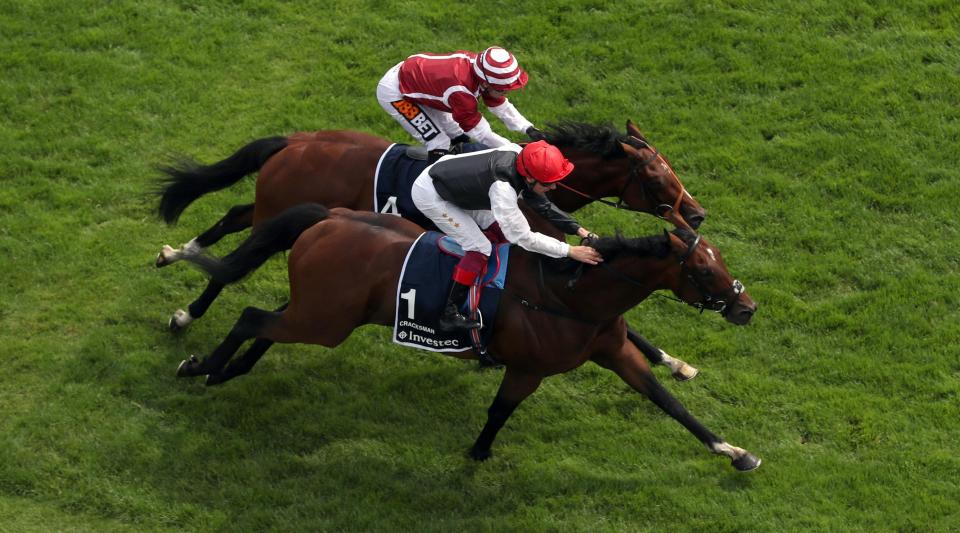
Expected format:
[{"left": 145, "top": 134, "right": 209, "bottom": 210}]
[
  {"left": 555, "top": 136, "right": 690, "bottom": 225},
  {"left": 599, "top": 233, "right": 745, "bottom": 316}
]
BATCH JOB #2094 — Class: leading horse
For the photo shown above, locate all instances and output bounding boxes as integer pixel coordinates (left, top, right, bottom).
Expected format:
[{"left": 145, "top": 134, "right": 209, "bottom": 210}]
[
  {"left": 156, "top": 121, "right": 705, "bottom": 379},
  {"left": 175, "top": 204, "right": 760, "bottom": 471}
]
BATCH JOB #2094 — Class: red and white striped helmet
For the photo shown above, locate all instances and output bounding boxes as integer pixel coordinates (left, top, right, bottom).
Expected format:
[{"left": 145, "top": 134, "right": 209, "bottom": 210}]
[{"left": 473, "top": 46, "right": 528, "bottom": 90}]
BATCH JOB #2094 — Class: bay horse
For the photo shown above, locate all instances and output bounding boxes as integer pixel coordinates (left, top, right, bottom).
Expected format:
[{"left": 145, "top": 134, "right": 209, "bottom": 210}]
[
  {"left": 156, "top": 121, "right": 705, "bottom": 380},
  {"left": 175, "top": 204, "right": 760, "bottom": 471}
]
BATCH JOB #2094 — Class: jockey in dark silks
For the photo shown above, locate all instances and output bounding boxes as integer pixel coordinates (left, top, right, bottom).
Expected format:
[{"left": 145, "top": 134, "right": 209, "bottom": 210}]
[{"left": 411, "top": 141, "right": 601, "bottom": 331}]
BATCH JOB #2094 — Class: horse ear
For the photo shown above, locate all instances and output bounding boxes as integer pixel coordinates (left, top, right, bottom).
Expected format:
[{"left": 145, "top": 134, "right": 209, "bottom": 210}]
[
  {"left": 666, "top": 230, "right": 687, "bottom": 255},
  {"left": 619, "top": 141, "right": 641, "bottom": 158},
  {"left": 626, "top": 120, "right": 645, "bottom": 139}
]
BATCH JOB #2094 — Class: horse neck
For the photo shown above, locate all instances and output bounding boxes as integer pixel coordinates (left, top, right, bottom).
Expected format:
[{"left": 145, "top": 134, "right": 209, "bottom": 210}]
[
  {"left": 548, "top": 150, "right": 629, "bottom": 212},
  {"left": 513, "top": 249, "right": 680, "bottom": 324}
]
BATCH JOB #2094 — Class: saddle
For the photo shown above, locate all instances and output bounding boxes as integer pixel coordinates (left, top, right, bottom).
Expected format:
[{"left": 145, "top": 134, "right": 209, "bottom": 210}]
[{"left": 393, "top": 232, "right": 509, "bottom": 363}]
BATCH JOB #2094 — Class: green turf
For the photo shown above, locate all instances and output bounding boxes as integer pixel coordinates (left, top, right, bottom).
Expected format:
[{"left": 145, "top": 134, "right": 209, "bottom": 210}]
[{"left": 2, "top": 0, "right": 959, "bottom": 530}]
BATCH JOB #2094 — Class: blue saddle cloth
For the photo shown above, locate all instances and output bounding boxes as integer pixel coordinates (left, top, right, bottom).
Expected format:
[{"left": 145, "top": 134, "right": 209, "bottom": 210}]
[
  {"left": 374, "top": 143, "right": 489, "bottom": 231},
  {"left": 393, "top": 231, "right": 509, "bottom": 353}
]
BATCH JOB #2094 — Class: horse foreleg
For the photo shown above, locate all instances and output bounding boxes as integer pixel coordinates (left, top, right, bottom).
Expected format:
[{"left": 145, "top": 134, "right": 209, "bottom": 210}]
[
  {"left": 626, "top": 326, "right": 699, "bottom": 381},
  {"left": 469, "top": 369, "right": 543, "bottom": 461},
  {"left": 168, "top": 280, "right": 225, "bottom": 332},
  {"left": 176, "top": 306, "right": 280, "bottom": 380},
  {"left": 592, "top": 342, "right": 760, "bottom": 472},
  {"left": 156, "top": 203, "right": 254, "bottom": 267}
]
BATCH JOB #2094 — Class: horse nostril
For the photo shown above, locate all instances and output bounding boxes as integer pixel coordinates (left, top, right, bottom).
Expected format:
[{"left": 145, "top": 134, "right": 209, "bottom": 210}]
[{"left": 686, "top": 213, "right": 705, "bottom": 230}]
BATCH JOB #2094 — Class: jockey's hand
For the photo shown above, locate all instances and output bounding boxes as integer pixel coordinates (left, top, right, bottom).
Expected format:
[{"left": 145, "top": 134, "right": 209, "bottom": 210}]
[
  {"left": 568, "top": 245, "right": 602, "bottom": 265},
  {"left": 450, "top": 134, "right": 471, "bottom": 145},
  {"left": 526, "top": 127, "right": 546, "bottom": 141},
  {"left": 577, "top": 227, "right": 600, "bottom": 245}
]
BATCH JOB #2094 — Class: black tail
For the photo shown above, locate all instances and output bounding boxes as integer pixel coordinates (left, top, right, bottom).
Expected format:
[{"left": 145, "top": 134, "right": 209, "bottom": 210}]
[
  {"left": 157, "top": 136, "right": 288, "bottom": 224},
  {"left": 182, "top": 204, "right": 330, "bottom": 284}
]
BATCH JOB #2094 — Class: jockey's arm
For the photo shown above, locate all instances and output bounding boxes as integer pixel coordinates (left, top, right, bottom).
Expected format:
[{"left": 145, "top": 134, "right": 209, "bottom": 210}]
[
  {"left": 488, "top": 181, "right": 569, "bottom": 258},
  {"left": 520, "top": 190, "right": 582, "bottom": 236},
  {"left": 450, "top": 92, "right": 511, "bottom": 147},
  {"left": 483, "top": 94, "right": 534, "bottom": 134}
]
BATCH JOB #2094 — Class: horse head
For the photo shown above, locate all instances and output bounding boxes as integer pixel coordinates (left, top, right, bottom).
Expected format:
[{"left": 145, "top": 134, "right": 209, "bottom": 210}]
[
  {"left": 618, "top": 120, "right": 706, "bottom": 230},
  {"left": 666, "top": 228, "right": 755, "bottom": 325},
  {"left": 543, "top": 121, "right": 706, "bottom": 229}
]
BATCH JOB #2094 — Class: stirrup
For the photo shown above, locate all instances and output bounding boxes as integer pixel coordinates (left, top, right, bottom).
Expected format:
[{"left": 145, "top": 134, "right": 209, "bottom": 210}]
[{"left": 438, "top": 308, "right": 480, "bottom": 331}]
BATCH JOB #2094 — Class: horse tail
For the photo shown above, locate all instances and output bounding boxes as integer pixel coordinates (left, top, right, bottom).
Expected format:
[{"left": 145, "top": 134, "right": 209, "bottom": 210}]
[
  {"left": 182, "top": 203, "right": 330, "bottom": 285},
  {"left": 156, "top": 136, "right": 289, "bottom": 224}
]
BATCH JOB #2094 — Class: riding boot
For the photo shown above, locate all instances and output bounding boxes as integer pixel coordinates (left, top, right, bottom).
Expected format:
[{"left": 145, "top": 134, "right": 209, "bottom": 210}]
[
  {"left": 438, "top": 281, "right": 481, "bottom": 331},
  {"left": 428, "top": 149, "right": 449, "bottom": 163}
]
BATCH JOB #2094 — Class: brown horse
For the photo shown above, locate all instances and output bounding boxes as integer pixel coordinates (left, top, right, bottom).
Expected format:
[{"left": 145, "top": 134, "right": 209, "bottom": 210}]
[
  {"left": 175, "top": 204, "right": 760, "bottom": 471},
  {"left": 156, "top": 121, "right": 705, "bottom": 380}
]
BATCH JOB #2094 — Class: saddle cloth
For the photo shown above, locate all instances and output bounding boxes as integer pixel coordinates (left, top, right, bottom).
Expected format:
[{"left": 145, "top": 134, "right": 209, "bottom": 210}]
[
  {"left": 374, "top": 142, "right": 488, "bottom": 231},
  {"left": 393, "top": 231, "right": 509, "bottom": 353}
]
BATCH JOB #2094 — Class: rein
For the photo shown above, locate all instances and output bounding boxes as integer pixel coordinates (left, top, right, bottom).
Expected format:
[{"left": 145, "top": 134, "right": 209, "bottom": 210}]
[{"left": 555, "top": 136, "right": 689, "bottom": 223}]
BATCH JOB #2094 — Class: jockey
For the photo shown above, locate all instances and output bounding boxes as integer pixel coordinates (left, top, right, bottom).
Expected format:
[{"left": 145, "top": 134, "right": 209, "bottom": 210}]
[
  {"left": 376, "top": 46, "right": 543, "bottom": 161},
  {"left": 411, "top": 140, "right": 602, "bottom": 331}
]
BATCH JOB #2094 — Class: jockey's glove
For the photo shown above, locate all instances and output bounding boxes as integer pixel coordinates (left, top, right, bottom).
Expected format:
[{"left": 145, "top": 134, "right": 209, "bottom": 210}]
[{"left": 526, "top": 127, "right": 546, "bottom": 141}]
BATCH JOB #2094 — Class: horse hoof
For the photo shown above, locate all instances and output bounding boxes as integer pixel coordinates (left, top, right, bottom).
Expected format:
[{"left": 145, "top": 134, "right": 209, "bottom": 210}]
[
  {"left": 168, "top": 310, "right": 191, "bottom": 332},
  {"left": 176, "top": 355, "right": 200, "bottom": 377},
  {"left": 156, "top": 245, "right": 176, "bottom": 268},
  {"left": 468, "top": 446, "right": 492, "bottom": 462},
  {"left": 731, "top": 453, "right": 761, "bottom": 472},
  {"left": 673, "top": 363, "right": 700, "bottom": 381}
]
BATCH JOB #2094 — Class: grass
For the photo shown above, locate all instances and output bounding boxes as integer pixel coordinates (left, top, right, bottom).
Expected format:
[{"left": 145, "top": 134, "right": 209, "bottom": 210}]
[{"left": 2, "top": 0, "right": 959, "bottom": 530}]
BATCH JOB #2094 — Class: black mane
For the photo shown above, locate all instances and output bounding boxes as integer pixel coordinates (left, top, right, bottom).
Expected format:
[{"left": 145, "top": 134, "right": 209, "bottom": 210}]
[
  {"left": 591, "top": 232, "right": 672, "bottom": 261},
  {"left": 540, "top": 122, "right": 626, "bottom": 159}
]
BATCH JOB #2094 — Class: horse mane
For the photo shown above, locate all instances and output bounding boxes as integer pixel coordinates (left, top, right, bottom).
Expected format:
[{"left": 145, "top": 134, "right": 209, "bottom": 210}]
[
  {"left": 540, "top": 121, "right": 627, "bottom": 159},
  {"left": 591, "top": 231, "right": 672, "bottom": 261}
]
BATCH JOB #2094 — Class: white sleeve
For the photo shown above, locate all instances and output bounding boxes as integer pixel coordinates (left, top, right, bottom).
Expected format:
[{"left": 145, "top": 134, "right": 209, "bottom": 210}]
[
  {"left": 488, "top": 181, "right": 570, "bottom": 258},
  {"left": 465, "top": 116, "right": 511, "bottom": 147},
  {"left": 487, "top": 99, "right": 534, "bottom": 133}
]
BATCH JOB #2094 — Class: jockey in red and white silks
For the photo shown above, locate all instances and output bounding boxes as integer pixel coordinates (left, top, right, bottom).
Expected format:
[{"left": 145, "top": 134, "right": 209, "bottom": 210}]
[{"left": 377, "top": 47, "right": 537, "bottom": 152}]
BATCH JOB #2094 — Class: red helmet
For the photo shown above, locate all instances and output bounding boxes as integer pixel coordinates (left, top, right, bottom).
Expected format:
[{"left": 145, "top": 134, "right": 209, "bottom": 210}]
[
  {"left": 516, "top": 141, "right": 574, "bottom": 183},
  {"left": 473, "top": 46, "right": 528, "bottom": 91}
]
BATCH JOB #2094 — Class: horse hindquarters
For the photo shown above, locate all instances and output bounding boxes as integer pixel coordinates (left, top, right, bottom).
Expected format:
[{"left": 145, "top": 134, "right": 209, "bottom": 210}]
[
  {"left": 252, "top": 138, "right": 387, "bottom": 225},
  {"left": 272, "top": 215, "right": 412, "bottom": 346}
]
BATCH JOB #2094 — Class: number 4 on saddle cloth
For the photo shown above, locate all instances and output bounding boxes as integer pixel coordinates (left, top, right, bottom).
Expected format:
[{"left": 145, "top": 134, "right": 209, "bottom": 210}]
[
  {"left": 394, "top": 232, "right": 510, "bottom": 363},
  {"left": 374, "top": 142, "right": 488, "bottom": 229}
]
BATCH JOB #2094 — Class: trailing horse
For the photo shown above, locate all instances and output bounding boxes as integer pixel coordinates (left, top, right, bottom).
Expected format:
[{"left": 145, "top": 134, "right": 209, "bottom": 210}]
[{"left": 175, "top": 204, "right": 760, "bottom": 471}]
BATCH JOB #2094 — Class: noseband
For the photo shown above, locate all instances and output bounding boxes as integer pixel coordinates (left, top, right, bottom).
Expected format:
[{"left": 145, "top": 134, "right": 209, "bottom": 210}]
[
  {"left": 555, "top": 136, "right": 689, "bottom": 223},
  {"left": 678, "top": 235, "right": 744, "bottom": 315}
]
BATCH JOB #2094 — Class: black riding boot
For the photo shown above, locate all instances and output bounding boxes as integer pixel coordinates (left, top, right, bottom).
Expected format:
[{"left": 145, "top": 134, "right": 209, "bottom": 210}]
[{"left": 438, "top": 281, "right": 481, "bottom": 331}]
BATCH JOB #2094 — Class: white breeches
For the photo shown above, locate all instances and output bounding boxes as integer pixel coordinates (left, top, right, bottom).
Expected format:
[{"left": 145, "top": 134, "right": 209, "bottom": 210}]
[{"left": 411, "top": 171, "right": 496, "bottom": 256}]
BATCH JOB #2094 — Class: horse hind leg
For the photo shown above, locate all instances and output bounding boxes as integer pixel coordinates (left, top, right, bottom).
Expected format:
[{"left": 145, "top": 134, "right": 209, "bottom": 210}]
[
  {"left": 156, "top": 203, "right": 255, "bottom": 267},
  {"left": 168, "top": 280, "right": 225, "bottom": 332},
  {"left": 176, "top": 305, "right": 280, "bottom": 380},
  {"left": 206, "top": 303, "right": 288, "bottom": 386}
]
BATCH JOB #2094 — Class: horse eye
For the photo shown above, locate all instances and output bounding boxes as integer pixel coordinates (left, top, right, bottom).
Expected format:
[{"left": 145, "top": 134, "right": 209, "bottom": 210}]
[{"left": 700, "top": 268, "right": 713, "bottom": 278}]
